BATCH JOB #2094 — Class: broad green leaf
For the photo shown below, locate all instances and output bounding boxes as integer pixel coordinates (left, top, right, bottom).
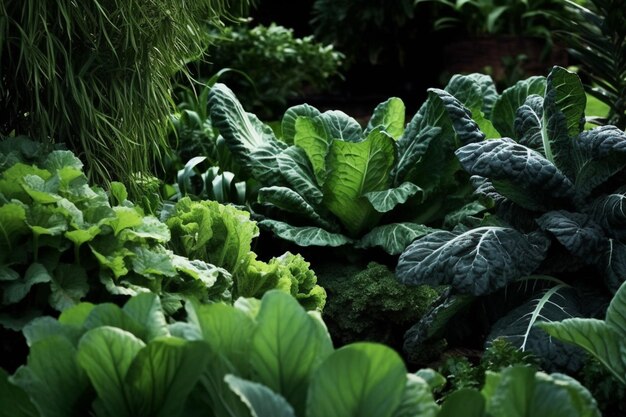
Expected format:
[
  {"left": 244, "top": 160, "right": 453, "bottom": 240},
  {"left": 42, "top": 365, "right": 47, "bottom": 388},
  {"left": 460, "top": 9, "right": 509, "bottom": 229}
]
[
  {"left": 276, "top": 146, "right": 324, "bottom": 206},
  {"left": 260, "top": 220, "right": 353, "bottom": 247},
  {"left": 258, "top": 186, "right": 333, "bottom": 229},
  {"left": 171, "top": 255, "right": 226, "bottom": 289},
  {"left": 21, "top": 174, "right": 61, "bottom": 204},
  {"left": 0, "top": 368, "right": 38, "bottom": 417},
  {"left": 84, "top": 303, "right": 146, "bottom": 339},
  {"left": 0, "top": 202, "right": 28, "bottom": 257},
  {"left": 323, "top": 128, "right": 395, "bottom": 235},
  {"left": 514, "top": 95, "right": 544, "bottom": 151},
  {"left": 492, "top": 76, "right": 546, "bottom": 138},
  {"left": 27, "top": 206, "right": 67, "bottom": 237},
  {"left": 251, "top": 291, "right": 333, "bottom": 416},
  {"left": 90, "top": 244, "right": 132, "bottom": 278},
  {"left": 396, "top": 227, "right": 550, "bottom": 295},
  {"left": 12, "top": 336, "right": 88, "bottom": 417},
  {"left": 456, "top": 139, "right": 576, "bottom": 211},
  {"left": 120, "top": 216, "right": 170, "bottom": 243},
  {"left": 131, "top": 247, "right": 177, "bottom": 278},
  {"left": 307, "top": 343, "right": 406, "bottom": 417},
  {"left": 3, "top": 263, "right": 52, "bottom": 305},
  {"left": 293, "top": 116, "right": 331, "bottom": 185},
  {"left": 356, "top": 222, "right": 434, "bottom": 255},
  {"left": 59, "top": 302, "right": 95, "bottom": 327},
  {"left": 122, "top": 293, "right": 169, "bottom": 341},
  {"left": 77, "top": 327, "right": 145, "bottom": 417},
  {"left": 546, "top": 374, "right": 602, "bottom": 417},
  {"left": 363, "top": 182, "right": 423, "bottom": 213},
  {"left": 209, "top": 83, "right": 282, "bottom": 164},
  {"left": 125, "top": 339, "right": 210, "bottom": 417},
  {"left": 56, "top": 198, "right": 84, "bottom": 227},
  {"left": 43, "top": 150, "right": 83, "bottom": 172},
  {"left": 438, "top": 389, "right": 485, "bottom": 417},
  {"left": 607, "top": 280, "right": 626, "bottom": 337},
  {"left": 109, "top": 182, "right": 128, "bottom": 206},
  {"left": 444, "top": 73, "right": 499, "bottom": 138},
  {"left": 282, "top": 104, "right": 322, "bottom": 144},
  {"left": 429, "top": 88, "right": 485, "bottom": 145},
  {"left": 108, "top": 207, "right": 143, "bottom": 236},
  {"left": 365, "top": 97, "right": 406, "bottom": 140},
  {"left": 225, "top": 375, "right": 296, "bottom": 417},
  {"left": 0, "top": 266, "right": 19, "bottom": 281},
  {"left": 248, "top": 143, "right": 286, "bottom": 186},
  {"left": 319, "top": 110, "right": 362, "bottom": 142},
  {"left": 391, "top": 374, "right": 439, "bottom": 417},
  {"left": 0, "top": 163, "right": 51, "bottom": 200},
  {"left": 50, "top": 263, "right": 89, "bottom": 311},
  {"left": 65, "top": 225, "right": 101, "bottom": 247},
  {"left": 23, "top": 316, "right": 83, "bottom": 347}
]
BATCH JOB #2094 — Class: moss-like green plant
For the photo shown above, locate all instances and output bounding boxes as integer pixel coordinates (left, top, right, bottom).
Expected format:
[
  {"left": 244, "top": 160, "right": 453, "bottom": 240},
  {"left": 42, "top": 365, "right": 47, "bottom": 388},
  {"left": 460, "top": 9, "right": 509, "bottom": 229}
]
[{"left": 0, "top": 0, "right": 246, "bottom": 192}]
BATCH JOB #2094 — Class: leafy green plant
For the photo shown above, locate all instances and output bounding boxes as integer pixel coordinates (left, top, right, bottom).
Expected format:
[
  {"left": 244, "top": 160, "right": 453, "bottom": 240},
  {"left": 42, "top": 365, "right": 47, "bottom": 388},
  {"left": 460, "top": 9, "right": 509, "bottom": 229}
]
[
  {"left": 1, "top": 290, "right": 600, "bottom": 417},
  {"left": 0, "top": 143, "right": 231, "bottom": 331},
  {"left": 550, "top": 0, "right": 626, "bottom": 129},
  {"left": 539, "top": 280, "right": 626, "bottom": 385},
  {"left": 0, "top": 0, "right": 246, "bottom": 192},
  {"left": 208, "top": 81, "right": 488, "bottom": 255},
  {"left": 163, "top": 197, "right": 326, "bottom": 310},
  {"left": 191, "top": 22, "right": 344, "bottom": 120},
  {"left": 397, "top": 66, "right": 626, "bottom": 368}
]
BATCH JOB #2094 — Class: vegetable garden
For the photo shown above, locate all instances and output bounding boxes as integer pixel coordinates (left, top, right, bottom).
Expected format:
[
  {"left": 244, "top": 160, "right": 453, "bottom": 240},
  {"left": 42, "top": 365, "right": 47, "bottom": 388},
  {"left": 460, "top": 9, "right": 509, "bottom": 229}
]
[{"left": 1, "top": 0, "right": 625, "bottom": 416}]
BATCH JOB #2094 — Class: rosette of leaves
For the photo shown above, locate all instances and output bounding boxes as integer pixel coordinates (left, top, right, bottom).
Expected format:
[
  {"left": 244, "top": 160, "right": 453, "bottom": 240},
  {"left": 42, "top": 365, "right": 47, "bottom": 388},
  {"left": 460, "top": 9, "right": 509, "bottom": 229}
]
[
  {"left": 0, "top": 145, "right": 231, "bottom": 330},
  {"left": 397, "top": 66, "right": 626, "bottom": 370},
  {"left": 208, "top": 82, "right": 488, "bottom": 255},
  {"left": 163, "top": 197, "right": 326, "bottom": 310}
]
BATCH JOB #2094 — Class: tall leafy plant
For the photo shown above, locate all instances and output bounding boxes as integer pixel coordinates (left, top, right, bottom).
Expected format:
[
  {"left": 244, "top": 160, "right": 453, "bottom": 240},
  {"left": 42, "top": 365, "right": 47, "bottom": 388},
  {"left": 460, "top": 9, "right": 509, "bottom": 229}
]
[
  {"left": 0, "top": 0, "right": 245, "bottom": 191},
  {"left": 396, "top": 66, "right": 626, "bottom": 368},
  {"left": 208, "top": 81, "right": 488, "bottom": 255}
]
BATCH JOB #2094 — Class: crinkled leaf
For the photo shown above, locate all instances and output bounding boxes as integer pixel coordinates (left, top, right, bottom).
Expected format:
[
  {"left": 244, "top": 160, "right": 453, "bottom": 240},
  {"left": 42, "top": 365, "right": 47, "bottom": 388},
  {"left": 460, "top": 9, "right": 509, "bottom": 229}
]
[
  {"left": 293, "top": 116, "right": 331, "bottom": 185},
  {"left": 429, "top": 88, "right": 485, "bottom": 145},
  {"left": 323, "top": 128, "right": 395, "bottom": 235},
  {"left": 125, "top": 339, "right": 210, "bottom": 417},
  {"left": 43, "top": 150, "right": 83, "bottom": 172},
  {"left": 514, "top": 95, "right": 544, "bottom": 151},
  {"left": 248, "top": 142, "right": 288, "bottom": 186},
  {"left": 12, "top": 336, "right": 88, "bottom": 417},
  {"left": 260, "top": 220, "right": 352, "bottom": 248},
  {"left": 225, "top": 375, "right": 296, "bottom": 417},
  {"left": 77, "top": 327, "right": 145, "bottom": 417},
  {"left": 356, "top": 222, "right": 434, "bottom": 255},
  {"left": 307, "top": 343, "right": 406, "bottom": 417},
  {"left": 131, "top": 247, "right": 177, "bottom": 278},
  {"left": 492, "top": 76, "right": 546, "bottom": 138},
  {"left": 49, "top": 263, "right": 89, "bottom": 311},
  {"left": 282, "top": 104, "right": 321, "bottom": 144},
  {"left": 3, "top": 263, "right": 52, "bottom": 305},
  {"left": 319, "top": 110, "right": 362, "bottom": 142},
  {"left": 396, "top": 227, "right": 550, "bottom": 295},
  {"left": 258, "top": 186, "right": 332, "bottom": 229},
  {"left": 251, "top": 291, "right": 333, "bottom": 416},
  {"left": 456, "top": 139, "right": 576, "bottom": 211},
  {"left": 589, "top": 193, "right": 626, "bottom": 240},
  {"left": 90, "top": 243, "right": 132, "bottom": 278},
  {"left": 121, "top": 216, "right": 170, "bottom": 243},
  {"left": 537, "top": 211, "right": 606, "bottom": 261},
  {"left": 444, "top": 74, "right": 499, "bottom": 138},
  {"left": 364, "top": 182, "right": 423, "bottom": 213},
  {"left": 171, "top": 255, "right": 225, "bottom": 289},
  {"left": 276, "top": 146, "right": 324, "bottom": 206},
  {"left": 365, "top": 97, "right": 406, "bottom": 140}
]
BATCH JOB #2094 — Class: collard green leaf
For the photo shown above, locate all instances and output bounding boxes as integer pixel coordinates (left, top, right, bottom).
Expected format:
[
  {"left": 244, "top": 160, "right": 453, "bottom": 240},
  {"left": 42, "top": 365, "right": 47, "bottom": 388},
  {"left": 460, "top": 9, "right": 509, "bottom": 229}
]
[
  {"left": 258, "top": 187, "right": 332, "bottom": 229},
  {"left": 49, "top": 263, "right": 89, "bottom": 311},
  {"left": 488, "top": 285, "right": 585, "bottom": 372},
  {"left": 356, "top": 222, "right": 434, "bottom": 256},
  {"left": 514, "top": 95, "right": 544, "bottom": 151},
  {"left": 225, "top": 375, "right": 296, "bottom": 417},
  {"left": 125, "top": 339, "right": 210, "bottom": 417},
  {"left": 492, "top": 76, "right": 546, "bottom": 138},
  {"left": 323, "top": 128, "right": 395, "bottom": 235},
  {"left": 537, "top": 211, "right": 606, "bottom": 261},
  {"left": 396, "top": 227, "right": 550, "bottom": 295},
  {"left": 392, "top": 120, "right": 442, "bottom": 187},
  {"left": 282, "top": 104, "right": 322, "bottom": 144},
  {"left": 429, "top": 88, "right": 485, "bottom": 145},
  {"left": 293, "top": 117, "right": 331, "bottom": 185},
  {"left": 3, "top": 263, "right": 52, "bottom": 305},
  {"left": 248, "top": 143, "right": 287, "bottom": 186},
  {"left": 363, "top": 182, "right": 423, "bottom": 213},
  {"left": 391, "top": 374, "right": 439, "bottom": 417},
  {"left": 307, "top": 343, "right": 407, "bottom": 417},
  {"left": 456, "top": 139, "right": 576, "bottom": 211},
  {"left": 571, "top": 126, "right": 626, "bottom": 199},
  {"left": 589, "top": 193, "right": 626, "bottom": 240},
  {"left": 438, "top": 389, "right": 485, "bottom": 417},
  {"left": 607, "top": 280, "right": 626, "bottom": 337},
  {"left": 251, "top": 291, "right": 333, "bottom": 416},
  {"left": 365, "top": 97, "right": 406, "bottom": 140},
  {"left": 260, "top": 220, "right": 352, "bottom": 247},
  {"left": 0, "top": 368, "right": 38, "bottom": 417},
  {"left": 318, "top": 110, "right": 362, "bottom": 142},
  {"left": 12, "top": 336, "right": 89, "bottom": 417},
  {"left": 444, "top": 74, "right": 499, "bottom": 138},
  {"left": 276, "top": 146, "right": 324, "bottom": 206},
  {"left": 77, "top": 327, "right": 145, "bottom": 417},
  {"left": 209, "top": 83, "right": 281, "bottom": 164}
]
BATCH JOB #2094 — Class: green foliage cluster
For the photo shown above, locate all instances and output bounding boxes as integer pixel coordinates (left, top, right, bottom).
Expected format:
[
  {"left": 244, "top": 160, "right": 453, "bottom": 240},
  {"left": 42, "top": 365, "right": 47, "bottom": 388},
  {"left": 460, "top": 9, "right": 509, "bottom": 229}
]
[
  {"left": 193, "top": 22, "right": 344, "bottom": 119},
  {"left": 317, "top": 262, "right": 437, "bottom": 348},
  {"left": 164, "top": 197, "right": 326, "bottom": 310},
  {"left": 208, "top": 81, "right": 488, "bottom": 255},
  {"left": 0, "top": 0, "right": 244, "bottom": 191},
  {"left": 0, "top": 290, "right": 601, "bottom": 417}
]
